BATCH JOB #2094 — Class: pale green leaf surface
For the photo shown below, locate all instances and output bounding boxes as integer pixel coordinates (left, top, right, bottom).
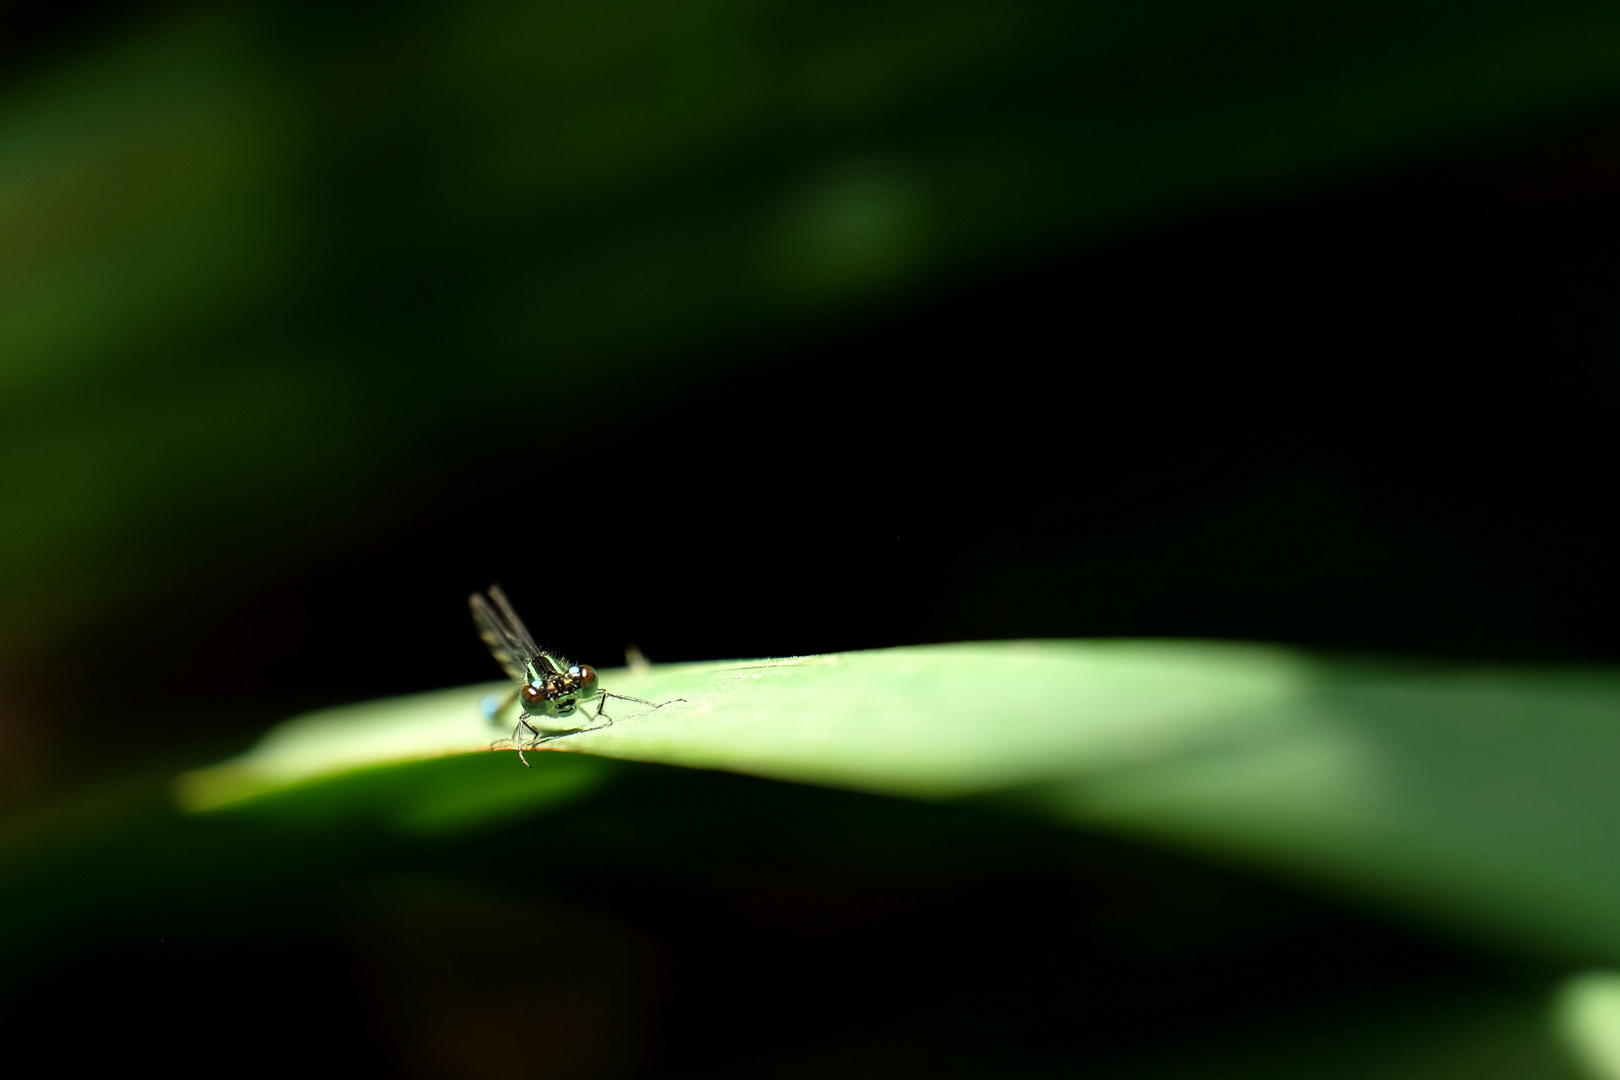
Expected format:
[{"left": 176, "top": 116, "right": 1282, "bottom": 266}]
[
  {"left": 1559, "top": 972, "right": 1620, "bottom": 1080},
  {"left": 180, "top": 641, "right": 1620, "bottom": 961},
  {"left": 178, "top": 642, "right": 1306, "bottom": 807}
]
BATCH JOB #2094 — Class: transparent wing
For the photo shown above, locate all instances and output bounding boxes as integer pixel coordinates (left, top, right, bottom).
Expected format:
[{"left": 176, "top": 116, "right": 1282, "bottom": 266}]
[
  {"left": 470, "top": 586, "right": 558, "bottom": 682},
  {"left": 487, "top": 585, "right": 541, "bottom": 657}
]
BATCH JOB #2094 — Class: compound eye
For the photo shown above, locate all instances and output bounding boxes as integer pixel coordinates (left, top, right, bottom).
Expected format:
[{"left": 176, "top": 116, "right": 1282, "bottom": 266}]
[
  {"left": 577, "top": 664, "right": 596, "bottom": 686},
  {"left": 520, "top": 684, "right": 544, "bottom": 706}
]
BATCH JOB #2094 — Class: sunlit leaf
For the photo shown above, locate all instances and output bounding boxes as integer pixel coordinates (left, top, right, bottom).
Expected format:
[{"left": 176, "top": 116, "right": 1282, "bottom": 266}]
[{"left": 182, "top": 641, "right": 1620, "bottom": 961}]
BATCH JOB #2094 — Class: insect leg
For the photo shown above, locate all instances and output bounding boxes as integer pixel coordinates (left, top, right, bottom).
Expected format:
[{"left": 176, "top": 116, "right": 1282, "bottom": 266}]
[
  {"left": 511, "top": 716, "right": 543, "bottom": 768},
  {"left": 567, "top": 691, "right": 614, "bottom": 734},
  {"left": 537, "top": 692, "right": 615, "bottom": 738},
  {"left": 602, "top": 692, "right": 686, "bottom": 709}
]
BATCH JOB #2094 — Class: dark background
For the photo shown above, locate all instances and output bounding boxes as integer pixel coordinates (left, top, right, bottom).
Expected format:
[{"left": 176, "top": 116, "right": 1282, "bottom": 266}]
[
  {"left": 2, "top": 0, "right": 1618, "bottom": 782},
  {"left": 61, "top": 111, "right": 1620, "bottom": 750},
  {"left": 0, "top": 756, "right": 1555, "bottom": 1079},
  {"left": 2, "top": 2, "right": 1619, "bottom": 1077}
]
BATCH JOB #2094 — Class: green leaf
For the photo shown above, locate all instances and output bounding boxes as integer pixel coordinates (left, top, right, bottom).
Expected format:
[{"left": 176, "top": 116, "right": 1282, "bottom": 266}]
[{"left": 181, "top": 640, "right": 1620, "bottom": 961}]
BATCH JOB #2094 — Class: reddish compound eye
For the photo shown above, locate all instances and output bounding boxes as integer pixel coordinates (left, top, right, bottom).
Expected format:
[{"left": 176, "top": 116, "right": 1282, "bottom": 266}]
[
  {"left": 578, "top": 665, "right": 596, "bottom": 686},
  {"left": 521, "top": 684, "right": 544, "bottom": 706}
]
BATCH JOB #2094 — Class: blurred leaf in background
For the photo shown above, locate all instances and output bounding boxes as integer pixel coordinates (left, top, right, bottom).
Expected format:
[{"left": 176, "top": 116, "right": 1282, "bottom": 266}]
[
  {"left": 3, "top": 0, "right": 1620, "bottom": 1076},
  {"left": 2, "top": 0, "right": 1619, "bottom": 779},
  {"left": 8, "top": 642, "right": 1620, "bottom": 1076}
]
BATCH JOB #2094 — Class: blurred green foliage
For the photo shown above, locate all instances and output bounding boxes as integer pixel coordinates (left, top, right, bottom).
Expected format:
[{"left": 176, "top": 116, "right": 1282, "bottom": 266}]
[
  {"left": 8, "top": 643, "right": 1620, "bottom": 1074},
  {"left": 6, "top": 0, "right": 1620, "bottom": 1074},
  {"left": 4, "top": 0, "right": 1620, "bottom": 658}
]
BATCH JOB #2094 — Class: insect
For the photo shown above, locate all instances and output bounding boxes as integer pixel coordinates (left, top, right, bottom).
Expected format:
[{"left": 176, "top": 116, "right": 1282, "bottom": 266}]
[{"left": 469, "top": 584, "right": 679, "bottom": 766}]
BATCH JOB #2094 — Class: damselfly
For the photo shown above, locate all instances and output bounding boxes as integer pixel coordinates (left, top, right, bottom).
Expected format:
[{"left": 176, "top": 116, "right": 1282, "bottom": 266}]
[{"left": 469, "top": 584, "right": 678, "bottom": 766}]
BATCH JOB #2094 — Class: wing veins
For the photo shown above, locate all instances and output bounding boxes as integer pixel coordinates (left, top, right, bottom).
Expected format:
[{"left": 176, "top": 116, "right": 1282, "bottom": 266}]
[{"left": 470, "top": 586, "right": 560, "bottom": 683}]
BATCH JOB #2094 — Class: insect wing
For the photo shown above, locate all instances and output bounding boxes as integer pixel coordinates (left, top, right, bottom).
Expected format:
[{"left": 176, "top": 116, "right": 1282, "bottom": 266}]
[
  {"left": 487, "top": 585, "right": 542, "bottom": 657},
  {"left": 491, "top": 585, "right": 567, "bottom": 674},
  {"left": 470, "top": 588, "right": 542, "bottom": 683},
  {"left": 489, "top": 586, "right": 567, "bottom": 670}
]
